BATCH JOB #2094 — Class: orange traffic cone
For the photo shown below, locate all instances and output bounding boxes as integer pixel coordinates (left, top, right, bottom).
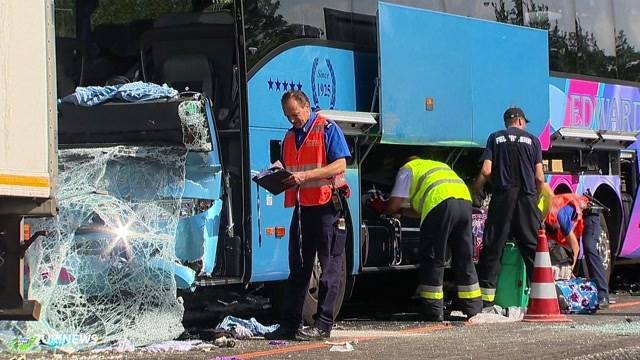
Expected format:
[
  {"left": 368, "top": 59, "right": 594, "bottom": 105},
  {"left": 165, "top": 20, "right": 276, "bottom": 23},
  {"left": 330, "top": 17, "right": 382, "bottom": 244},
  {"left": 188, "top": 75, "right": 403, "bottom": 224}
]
[{"left": 523, "top": 229, "right": 572, "bottom": 322}]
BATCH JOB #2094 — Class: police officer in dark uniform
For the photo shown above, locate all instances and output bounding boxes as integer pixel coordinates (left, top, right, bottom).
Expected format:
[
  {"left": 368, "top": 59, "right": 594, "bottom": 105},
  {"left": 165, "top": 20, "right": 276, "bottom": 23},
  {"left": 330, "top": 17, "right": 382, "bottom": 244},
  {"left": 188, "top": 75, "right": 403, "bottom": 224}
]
[{"left": 472, "top": 106, "right": 545, "bottom": 307}]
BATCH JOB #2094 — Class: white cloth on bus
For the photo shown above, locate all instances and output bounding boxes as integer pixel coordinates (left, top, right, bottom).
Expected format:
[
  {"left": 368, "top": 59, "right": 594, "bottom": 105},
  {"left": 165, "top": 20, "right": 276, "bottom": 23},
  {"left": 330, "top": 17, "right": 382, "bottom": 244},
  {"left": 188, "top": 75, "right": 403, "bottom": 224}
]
[{"left": 61, "top": 81, "right": 178, "bottom": 107}]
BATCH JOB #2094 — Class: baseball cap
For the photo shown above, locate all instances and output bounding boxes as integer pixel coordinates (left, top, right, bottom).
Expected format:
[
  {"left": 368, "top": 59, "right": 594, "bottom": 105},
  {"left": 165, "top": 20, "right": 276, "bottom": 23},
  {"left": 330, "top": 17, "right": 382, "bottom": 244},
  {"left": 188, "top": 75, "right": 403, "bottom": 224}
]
[{"left": 503, "top": 107, "right": 529, "bottom": 123}]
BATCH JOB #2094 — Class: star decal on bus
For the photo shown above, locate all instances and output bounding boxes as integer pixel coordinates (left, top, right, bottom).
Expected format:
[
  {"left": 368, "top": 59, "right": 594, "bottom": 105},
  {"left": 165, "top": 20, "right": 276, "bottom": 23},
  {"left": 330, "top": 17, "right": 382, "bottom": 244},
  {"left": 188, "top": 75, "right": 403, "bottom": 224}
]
[{"left": 268, "top": 78, "right": 303, "bottom": 92}]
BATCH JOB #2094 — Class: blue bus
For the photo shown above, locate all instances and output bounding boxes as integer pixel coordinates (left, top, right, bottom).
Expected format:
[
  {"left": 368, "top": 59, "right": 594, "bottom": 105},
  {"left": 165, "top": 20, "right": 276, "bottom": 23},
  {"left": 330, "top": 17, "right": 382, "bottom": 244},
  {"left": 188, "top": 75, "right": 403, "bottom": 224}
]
[{"left": 51, "top": 0, "right": 640, "bottom": 324}]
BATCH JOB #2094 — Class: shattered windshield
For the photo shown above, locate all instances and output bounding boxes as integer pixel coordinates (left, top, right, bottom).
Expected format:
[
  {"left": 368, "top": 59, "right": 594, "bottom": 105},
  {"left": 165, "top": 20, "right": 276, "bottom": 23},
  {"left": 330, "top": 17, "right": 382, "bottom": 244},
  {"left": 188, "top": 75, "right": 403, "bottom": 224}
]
[
  {"left": 9, "top": 97, "right": 216, "bottom": 346},
  {"left": 24, "top": 146, "right": 188, "bottom": 345}
]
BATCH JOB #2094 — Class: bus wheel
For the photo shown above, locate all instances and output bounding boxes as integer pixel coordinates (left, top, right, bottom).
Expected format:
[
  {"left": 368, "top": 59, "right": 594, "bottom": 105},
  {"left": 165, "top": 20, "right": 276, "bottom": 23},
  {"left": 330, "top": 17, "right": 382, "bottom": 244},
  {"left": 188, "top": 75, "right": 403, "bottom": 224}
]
[
  {"left": 597, "top": 213, "right": 612, "bottom": 281},
  {"left": 581, "top": 213, "right": 613, "bottom": 281},
  {"left": 302, "top": 253, "right": 347, "bottom": 326}
]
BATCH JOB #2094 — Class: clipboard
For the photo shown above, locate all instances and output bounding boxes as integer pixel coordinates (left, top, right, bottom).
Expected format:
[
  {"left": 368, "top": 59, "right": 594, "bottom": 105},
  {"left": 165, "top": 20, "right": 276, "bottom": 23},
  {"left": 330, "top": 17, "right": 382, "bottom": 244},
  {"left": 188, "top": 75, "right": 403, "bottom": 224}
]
[{"left": 252, "top": 168, "right": 294, "bottom": 195}]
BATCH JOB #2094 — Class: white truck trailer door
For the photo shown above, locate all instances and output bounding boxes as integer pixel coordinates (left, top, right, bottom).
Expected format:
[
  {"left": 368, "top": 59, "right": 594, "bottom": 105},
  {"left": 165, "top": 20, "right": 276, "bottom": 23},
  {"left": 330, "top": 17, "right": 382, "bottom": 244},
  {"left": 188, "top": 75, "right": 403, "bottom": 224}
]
[{"left": 0, "top": 1, "right": 57, "bottom": 203}]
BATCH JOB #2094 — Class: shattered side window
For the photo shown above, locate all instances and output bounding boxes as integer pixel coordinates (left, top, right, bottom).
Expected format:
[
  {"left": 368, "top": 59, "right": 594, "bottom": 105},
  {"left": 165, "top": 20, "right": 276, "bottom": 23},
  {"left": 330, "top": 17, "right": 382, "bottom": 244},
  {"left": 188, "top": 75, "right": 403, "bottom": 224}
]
[
  {"left": 24, "top": 146, "right": 189, "bottom": 345},
  {"left": 179, "top": 99, "right": 212, "bottom": 152}
]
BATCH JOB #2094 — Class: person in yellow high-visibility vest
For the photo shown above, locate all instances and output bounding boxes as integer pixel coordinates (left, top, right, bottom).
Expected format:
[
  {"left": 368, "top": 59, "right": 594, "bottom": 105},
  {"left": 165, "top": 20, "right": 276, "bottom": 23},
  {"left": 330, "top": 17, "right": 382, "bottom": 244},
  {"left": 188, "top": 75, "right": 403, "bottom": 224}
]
[{"left": 369, "top": 157, "right": 482, "bottom": 321}]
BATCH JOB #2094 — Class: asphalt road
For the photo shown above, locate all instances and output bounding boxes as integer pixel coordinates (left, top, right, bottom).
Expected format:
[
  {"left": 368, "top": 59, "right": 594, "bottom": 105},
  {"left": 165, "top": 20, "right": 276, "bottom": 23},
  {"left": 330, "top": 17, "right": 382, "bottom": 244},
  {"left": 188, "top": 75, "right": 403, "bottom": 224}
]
[
  {"left": 208, "top": 298, "right": 640, "bottom": 360},
  {"left": 26, "top": 296, "right": 640, "bottom": 360}
]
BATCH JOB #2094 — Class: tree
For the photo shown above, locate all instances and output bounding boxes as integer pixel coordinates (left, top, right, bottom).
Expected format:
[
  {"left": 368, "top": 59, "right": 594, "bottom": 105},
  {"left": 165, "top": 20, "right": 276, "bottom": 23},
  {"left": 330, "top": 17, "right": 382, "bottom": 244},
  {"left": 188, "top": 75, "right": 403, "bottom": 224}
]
[
  {"left": 243, "top": 1, "right": 291, "bottom": 69},
  {"left": 55, "top": 0, "right": 77, "bottom": 38},
  {"left": 615, "top": 30, "right": 640, "bottom": 82},
  {"left": 243, "top": 0, "right": 324, "bottom": 70},
  {"left": 492, "top": 0, "right": 577, "bottom": 73},
  {"left": 91, "top": 0, "right": 191, "bottom": 27},
  {"left": 491, "top": 0, "right": 627, "bottom": 78},
  {"left": 574, "top": 19, "right": 617, "bottom": 78}
]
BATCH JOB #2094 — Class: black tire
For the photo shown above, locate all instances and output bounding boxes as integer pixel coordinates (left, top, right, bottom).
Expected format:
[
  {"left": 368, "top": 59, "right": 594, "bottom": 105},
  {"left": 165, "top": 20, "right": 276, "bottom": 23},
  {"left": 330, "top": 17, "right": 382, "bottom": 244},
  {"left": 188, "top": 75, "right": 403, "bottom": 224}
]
[
  {"left": 596, "top": 213, "right": 613, "bottom": 282},
  {"left": 302, "top": 253, "right": 347, "bottom": 325}
]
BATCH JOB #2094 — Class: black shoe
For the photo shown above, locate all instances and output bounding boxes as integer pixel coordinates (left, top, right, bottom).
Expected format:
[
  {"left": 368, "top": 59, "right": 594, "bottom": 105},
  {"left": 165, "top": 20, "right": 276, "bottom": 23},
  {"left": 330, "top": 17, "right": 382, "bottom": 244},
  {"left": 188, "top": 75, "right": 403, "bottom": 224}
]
[
  {"left": 598, "top": 297, "right": 610, "bottom": 309},
  {"left": 421, "top": 313, "right": 444, "bottom": 322},
  {"left": 463, "top": 311, "right": 479, "bottom": 320},
  {"left": 416, "top": 301, "right": 444, "bottom": 322},
  {"left": 295, "top": 326, "right": 330, "bottom": 341},
  {"left": 264, "top": 326, "right": 296, "bottom": 340},
  {"left": 558, "top": 295, "right": 570, "bottom": 311},
  {"left": 482, "top": 301, "right": 494, "bottom": 309}
]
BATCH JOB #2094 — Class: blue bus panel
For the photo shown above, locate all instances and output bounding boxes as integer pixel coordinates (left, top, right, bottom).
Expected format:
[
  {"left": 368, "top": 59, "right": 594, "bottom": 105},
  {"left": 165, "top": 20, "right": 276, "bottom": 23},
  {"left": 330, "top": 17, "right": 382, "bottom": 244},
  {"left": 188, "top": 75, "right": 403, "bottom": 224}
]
[{"left": 378, "top": 2, "right": 549, "bottom": 146}]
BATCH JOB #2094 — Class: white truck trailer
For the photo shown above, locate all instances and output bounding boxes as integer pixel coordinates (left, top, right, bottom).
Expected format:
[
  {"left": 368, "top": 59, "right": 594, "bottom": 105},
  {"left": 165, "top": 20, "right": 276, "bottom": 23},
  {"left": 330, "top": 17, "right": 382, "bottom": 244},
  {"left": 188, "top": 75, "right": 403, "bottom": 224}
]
[{"left": 0, "top": 1, "right": 57, "bottom": 320}]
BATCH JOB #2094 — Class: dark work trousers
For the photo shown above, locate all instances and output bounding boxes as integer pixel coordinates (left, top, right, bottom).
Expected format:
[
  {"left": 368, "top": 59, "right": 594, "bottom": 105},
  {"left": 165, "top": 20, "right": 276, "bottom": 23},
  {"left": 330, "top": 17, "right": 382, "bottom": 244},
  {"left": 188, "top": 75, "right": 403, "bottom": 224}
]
[
  {"left": 582, "top": 211, "right": 609, "bottom": 301},
  {"left": 281, "top": 202, "right": 346, "bottom": 332},
  {"left": 478, "top": 188, "right": 541, "bottom": 301},
  {"left": 419, "top": 199, "right": 482, "bottom": 317}
]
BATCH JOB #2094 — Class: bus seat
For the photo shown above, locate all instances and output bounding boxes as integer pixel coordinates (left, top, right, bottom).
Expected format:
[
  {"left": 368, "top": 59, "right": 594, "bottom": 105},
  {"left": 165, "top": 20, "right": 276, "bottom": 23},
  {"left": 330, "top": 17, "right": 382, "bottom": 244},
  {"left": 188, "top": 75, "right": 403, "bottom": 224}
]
[
  {"left": 161, "top": 54, "right": 217, "bottom": 99},
  {"left": 85, "top": 20, "right": 152, "bottom": 86},
  {"left": 94, "top": 20, "right": 152, "bottom": 58},
  {"left": 139, "top": 11, "right": 235, "bottom": 123}
]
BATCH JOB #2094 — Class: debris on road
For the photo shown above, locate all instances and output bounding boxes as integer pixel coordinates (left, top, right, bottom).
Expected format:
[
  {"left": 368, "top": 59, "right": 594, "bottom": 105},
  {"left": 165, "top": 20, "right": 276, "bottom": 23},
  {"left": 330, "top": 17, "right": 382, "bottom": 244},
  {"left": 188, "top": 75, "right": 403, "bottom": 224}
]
[
  {"left": 92, "top": 339, "right": 209, "bottom": 353},
  {"left": 468, "top": 305, "right": 524, "bottom": 324},
  {"left": 56, "top": 346, "right": 75, "bottom": 355},
  {"left": 330, "top": 342, "right": 354, "bottom": 352},
  {"left": 327, "top": 340, "right": 357, "bottom": 352},
  {"left": 142, "top": 340, "right": 203, "bottom": 352},
  {"left": 268, "top": 340, "right": 289, "bottom": 347},
  {"left": 216, "top": 315, "right": 279, "bottom": 339},
  {"left": 214, "top": 336, "right": 236, "bottom": 348},
  {"left": 91, "top": 339, "right": 135, "bottom": 353},
  {"left": 547, "top": 320, "right": 640, "bottom": 336}
]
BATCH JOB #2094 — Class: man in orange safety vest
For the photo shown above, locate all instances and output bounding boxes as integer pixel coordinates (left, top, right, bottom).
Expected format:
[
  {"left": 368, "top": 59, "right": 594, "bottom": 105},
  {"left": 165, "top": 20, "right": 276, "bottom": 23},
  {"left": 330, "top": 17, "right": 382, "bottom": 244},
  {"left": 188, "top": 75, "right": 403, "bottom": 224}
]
[
  {"left": 540, "top": 185, "right": 588, "bottom": 268},
  {"left": 265, "top": 90, "right": 351, "bottom": 341}
]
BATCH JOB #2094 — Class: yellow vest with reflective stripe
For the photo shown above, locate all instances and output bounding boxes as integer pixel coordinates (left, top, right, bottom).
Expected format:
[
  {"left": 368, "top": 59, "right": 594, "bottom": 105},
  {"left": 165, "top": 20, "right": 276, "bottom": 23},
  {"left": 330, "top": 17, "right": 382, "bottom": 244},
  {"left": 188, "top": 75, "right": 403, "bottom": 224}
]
[{"left": 405, "top": 159, "right": 471, "bottom": 223}]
